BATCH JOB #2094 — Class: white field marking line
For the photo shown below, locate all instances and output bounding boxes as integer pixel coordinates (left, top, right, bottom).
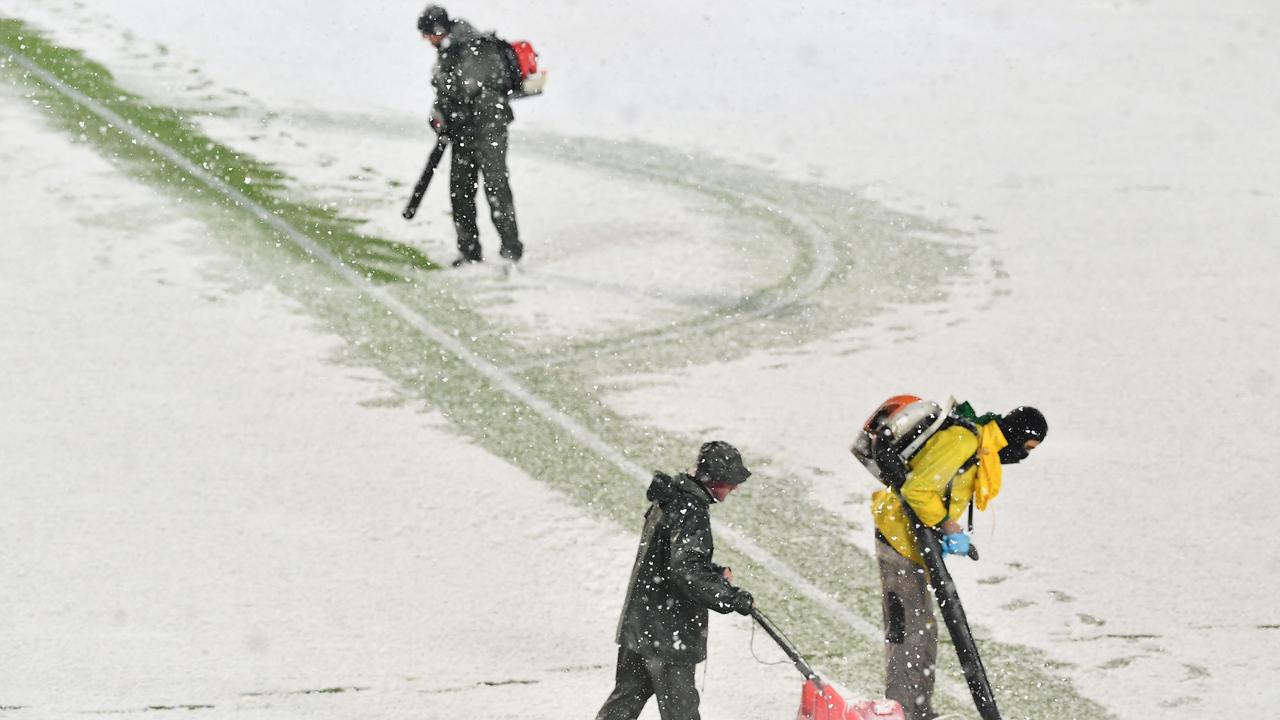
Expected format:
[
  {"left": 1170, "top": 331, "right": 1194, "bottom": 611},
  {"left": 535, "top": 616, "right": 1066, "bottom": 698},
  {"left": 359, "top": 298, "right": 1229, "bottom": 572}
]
[
  {"left": 506, "top": 191, "right": 839, "bottom": 373},
  {"left": 5, "top": 46, "right": 966, "bottom": 700}
]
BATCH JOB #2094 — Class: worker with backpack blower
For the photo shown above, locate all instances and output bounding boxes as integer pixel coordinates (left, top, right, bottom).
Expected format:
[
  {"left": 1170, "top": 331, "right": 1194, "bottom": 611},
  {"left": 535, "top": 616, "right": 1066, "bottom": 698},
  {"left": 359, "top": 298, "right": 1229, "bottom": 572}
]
[
  {"left": 418, "top": 4, "right": 527, "bottom": 268},
  {"left": 856, "top": 399, "right": 1047, "bottom": 720}
]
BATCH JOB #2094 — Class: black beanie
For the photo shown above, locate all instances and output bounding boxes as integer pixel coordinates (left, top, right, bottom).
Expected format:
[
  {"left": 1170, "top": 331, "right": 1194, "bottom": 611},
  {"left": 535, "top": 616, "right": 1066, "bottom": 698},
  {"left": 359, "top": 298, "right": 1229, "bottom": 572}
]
[
  {"left": 999, "top": 406, "right": 1048, "bottom": 444},
  {"left": 997, "top": 407, "right": 1046, "bottom": 464},
  {"left": 418, "top": 5, "right": 451, "bottom": 35},
  {"left": 696, "top": 441, "right": 751, "bottom": 485}
]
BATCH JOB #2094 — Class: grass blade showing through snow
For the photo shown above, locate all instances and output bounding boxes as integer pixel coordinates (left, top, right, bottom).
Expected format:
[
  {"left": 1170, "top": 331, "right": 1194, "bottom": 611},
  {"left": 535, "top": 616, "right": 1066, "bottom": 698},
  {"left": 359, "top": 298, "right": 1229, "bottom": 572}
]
[{"left": 0, "top": 18, "right": 435, "bottom": 282}]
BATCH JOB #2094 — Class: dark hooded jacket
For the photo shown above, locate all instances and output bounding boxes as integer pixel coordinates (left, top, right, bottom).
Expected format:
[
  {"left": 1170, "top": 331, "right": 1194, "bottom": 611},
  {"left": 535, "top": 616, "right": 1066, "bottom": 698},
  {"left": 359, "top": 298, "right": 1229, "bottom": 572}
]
[
  {"left": 615, "top": 472, "right": 753, "bottom": 664},
  {"left": 431, "top": 19, "right": 515, "bottom": 134}
]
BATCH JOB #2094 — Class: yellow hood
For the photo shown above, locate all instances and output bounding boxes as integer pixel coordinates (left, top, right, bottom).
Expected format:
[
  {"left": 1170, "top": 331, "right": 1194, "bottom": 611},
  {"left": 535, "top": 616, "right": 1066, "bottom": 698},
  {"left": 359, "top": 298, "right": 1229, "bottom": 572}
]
[{"left": 973, "top": 422, "right": 1008, "bottom": 511}]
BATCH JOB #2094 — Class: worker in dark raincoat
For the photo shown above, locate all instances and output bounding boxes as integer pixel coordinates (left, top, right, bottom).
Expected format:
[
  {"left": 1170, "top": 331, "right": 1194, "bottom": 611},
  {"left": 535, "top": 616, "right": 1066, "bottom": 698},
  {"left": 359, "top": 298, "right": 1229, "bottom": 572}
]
[
  {"left": 419, "top": 4, "right": 523, "bottom": 267},
  {"left": 596, "top": 441, "right": 756, "bottom": 720}
]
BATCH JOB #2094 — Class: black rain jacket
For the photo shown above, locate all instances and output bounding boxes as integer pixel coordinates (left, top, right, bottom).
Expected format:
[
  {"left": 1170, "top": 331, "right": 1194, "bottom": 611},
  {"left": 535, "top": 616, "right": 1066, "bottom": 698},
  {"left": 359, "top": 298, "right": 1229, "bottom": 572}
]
[
  {"left": 615, "top": 472, "right": 753, "bottom": 664},
  {"left": 431, "top": 19, "right": 514, "bottom": 134}
]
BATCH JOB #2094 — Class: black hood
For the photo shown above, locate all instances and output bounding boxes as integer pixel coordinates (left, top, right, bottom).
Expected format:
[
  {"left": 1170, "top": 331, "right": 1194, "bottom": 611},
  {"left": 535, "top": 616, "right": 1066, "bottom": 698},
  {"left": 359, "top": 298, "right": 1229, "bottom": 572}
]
[
  {"left": 417, "top": 4, "right": 451, "bottom": 35},
  {"left": 647, "top": 472, "right": 712, "bottom": 507}
]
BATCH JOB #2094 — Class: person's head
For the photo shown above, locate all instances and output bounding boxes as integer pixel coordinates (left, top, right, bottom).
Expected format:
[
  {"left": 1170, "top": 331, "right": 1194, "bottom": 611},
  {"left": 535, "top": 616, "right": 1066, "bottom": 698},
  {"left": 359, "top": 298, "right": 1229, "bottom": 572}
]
[
  {"left": 997, "top": 406, "right": 1048, "bottom": 464},
  {"left": 693, "top": 440, "right": 751, "bottom": 502},
  {"left": 418, "top": 5, "right": 452, "bottom": 46}
]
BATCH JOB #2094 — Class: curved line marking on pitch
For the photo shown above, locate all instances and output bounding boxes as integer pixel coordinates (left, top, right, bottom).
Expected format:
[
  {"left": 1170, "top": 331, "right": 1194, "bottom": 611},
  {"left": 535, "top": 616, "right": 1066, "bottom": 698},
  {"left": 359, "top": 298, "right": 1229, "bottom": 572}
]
[{"left": 502, "top": 170, "right": 839, "bottom": 373}]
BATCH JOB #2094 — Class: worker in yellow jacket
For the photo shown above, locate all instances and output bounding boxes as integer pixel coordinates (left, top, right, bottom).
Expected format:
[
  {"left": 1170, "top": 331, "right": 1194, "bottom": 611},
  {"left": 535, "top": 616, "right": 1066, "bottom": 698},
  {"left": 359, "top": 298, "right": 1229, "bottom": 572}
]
[{"left": 871, "top": 406, "right": 1047, "bottom": 720}]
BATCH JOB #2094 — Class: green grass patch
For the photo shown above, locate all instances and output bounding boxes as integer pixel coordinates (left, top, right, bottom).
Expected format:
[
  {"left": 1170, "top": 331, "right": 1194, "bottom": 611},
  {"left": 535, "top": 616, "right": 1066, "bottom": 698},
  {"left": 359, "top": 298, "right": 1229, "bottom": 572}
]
[{"left": 0, "top": 18, "right": 435, "bottom": 281}]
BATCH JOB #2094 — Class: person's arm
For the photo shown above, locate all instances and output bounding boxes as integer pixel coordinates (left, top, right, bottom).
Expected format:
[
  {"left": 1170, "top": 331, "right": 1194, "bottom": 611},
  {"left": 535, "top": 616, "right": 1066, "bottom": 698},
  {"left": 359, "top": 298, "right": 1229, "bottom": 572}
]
[
  {"left": 899, "top": 428, "right": 979, "bottom": 527},
  {"left": 429, "top": 56, "right": 448, "bottom": 130},
  {"left": 668, "top": 502, "right": 753, "bottom": 615}
]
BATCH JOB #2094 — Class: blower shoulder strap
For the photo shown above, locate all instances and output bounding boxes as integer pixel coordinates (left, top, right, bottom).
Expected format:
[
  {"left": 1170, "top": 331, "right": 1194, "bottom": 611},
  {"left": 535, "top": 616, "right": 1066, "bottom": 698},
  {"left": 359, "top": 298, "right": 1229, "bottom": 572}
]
[{"left": 942, "top": 451, "right": 981, "bottom": 531}]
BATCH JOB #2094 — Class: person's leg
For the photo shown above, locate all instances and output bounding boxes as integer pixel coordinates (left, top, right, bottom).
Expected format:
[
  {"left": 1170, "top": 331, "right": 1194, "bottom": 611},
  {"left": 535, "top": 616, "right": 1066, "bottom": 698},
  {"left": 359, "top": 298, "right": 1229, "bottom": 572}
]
[
  {"left": 877, "top": 540, "right": 938, "bottom": 720},
  {"left": 644, "top": 655, "right": 700, "bottom": 720},
  {"left": 476, "top": 124, "right": 522, "bottom": 261},
  {"left": 448, "top": 133, "right": 482, "bottom": 262},
  {"left": 595, "top": 646, "right": 654, "bottom": 720}
]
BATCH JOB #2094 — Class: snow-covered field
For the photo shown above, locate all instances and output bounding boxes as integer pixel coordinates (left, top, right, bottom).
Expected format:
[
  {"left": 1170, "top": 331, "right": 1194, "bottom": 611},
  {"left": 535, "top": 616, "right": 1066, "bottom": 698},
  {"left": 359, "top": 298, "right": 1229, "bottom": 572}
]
[{"left": 3, "top": 2, "right": 1278, "bottom": 718}]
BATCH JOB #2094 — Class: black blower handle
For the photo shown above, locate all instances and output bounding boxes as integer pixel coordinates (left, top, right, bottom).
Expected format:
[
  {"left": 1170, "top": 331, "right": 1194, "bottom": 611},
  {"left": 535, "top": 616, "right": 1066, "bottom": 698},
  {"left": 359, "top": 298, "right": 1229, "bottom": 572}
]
[
  {"left": 402, "top": 134, "right": 449, "bottom": 220},
  {"left": 750, "top": 608, "right": 824, "bottom": 689}
]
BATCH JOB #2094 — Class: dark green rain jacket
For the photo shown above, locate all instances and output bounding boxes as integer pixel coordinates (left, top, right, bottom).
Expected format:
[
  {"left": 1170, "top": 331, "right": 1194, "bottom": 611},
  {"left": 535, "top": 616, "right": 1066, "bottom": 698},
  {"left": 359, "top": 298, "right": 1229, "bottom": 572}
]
[
  {"left": 615, "top": 472, "right": 753, "bottom": 664},
  {"left": 431, "top": 19, "right": 514, "bottom": 134}
]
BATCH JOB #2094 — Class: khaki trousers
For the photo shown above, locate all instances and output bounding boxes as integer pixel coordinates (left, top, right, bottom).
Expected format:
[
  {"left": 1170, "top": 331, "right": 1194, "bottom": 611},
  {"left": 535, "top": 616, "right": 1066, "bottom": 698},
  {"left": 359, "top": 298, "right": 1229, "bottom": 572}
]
[{"left": 876, "top": 538, "right": 938, "bottom": 720}]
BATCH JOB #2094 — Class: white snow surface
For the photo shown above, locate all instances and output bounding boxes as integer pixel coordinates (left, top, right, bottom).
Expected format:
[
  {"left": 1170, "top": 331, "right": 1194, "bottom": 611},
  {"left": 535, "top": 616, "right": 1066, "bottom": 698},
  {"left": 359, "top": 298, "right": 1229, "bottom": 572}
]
[
  {"left": 0, "top": 88, "right": 801, "bottom": 718},
  {"left": 3, "top": 1, "right": 1280, "bottom": 718}
]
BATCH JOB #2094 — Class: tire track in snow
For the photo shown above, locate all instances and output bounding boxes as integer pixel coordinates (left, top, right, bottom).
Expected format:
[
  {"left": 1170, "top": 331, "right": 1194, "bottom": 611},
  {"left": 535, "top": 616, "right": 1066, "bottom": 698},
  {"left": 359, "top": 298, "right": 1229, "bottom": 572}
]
[
  {"left": 504, "top": 187, "right": 838, "bottom": 373},
  {"left": 250, "top": 108, "right": 840, "bottom": 372},
  {"left": 1, "top": 43, "right": 907, "bottom": 694}
]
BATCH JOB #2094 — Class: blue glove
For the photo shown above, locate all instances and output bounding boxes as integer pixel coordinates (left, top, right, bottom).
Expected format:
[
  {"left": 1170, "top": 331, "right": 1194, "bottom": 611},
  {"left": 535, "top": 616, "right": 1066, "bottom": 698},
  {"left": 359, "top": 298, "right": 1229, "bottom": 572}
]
[{"left": 940, "top": 532, "right": 971, "bottom": 556}]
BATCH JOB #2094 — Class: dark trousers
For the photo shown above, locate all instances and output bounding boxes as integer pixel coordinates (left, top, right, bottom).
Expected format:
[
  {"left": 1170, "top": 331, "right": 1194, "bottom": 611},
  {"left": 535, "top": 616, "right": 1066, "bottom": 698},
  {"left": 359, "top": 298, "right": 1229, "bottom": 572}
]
[
  {"left": 595, "top": 645, "right": 700, "bottom": 720},
  {"left": 449, "top": 124, "right": 521, "bottom": 262}
]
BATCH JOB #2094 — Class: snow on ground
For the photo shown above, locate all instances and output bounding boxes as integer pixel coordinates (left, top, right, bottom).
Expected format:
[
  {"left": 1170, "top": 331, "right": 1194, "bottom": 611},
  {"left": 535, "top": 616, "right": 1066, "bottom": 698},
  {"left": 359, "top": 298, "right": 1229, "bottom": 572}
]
[
  {"left": 0, "top": 86, "right": 800, "bottom": 718},
  {"left": 3, "top": 0, "right": 1280, "bottom": 718}
]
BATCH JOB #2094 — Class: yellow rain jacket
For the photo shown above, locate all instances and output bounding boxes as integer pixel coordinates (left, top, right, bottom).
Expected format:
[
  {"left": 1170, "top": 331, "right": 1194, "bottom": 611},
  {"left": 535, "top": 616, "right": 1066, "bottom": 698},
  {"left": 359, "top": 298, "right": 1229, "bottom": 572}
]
[{"left": 871, "top": 423, "right": 1008, "bottom": 566}]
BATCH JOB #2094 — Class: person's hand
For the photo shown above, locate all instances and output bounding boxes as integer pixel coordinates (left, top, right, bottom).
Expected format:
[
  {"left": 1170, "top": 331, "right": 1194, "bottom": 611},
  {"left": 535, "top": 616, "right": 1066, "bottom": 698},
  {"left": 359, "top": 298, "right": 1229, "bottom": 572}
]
[
  {"left": 939, "top": 532, "right": 971, "bottom": 556},
  {"left": 732, "top": 589, "right": 754, "bottom": 616},
  {"left": 722, "top": 567, "right": 734, "bottom": 584},
  {"left": 429, "top": 109, "right": 446, "bottom": 135}
]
